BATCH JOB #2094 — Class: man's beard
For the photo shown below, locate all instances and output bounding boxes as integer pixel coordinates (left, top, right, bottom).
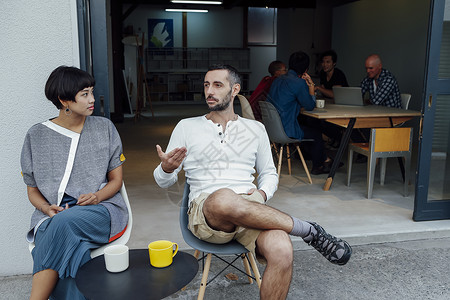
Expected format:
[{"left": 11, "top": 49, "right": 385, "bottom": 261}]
[{"left": 207, "top": 91, "right": 232, "bottom": 112}]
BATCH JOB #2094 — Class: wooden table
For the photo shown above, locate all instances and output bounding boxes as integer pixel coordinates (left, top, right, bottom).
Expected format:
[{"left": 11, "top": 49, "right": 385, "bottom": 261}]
[
  {"left": 76, "top": 250, "right": 199, "bottom": 300},
  {"left": 302, "top": 104, "right": 421, "bottom": 191}
]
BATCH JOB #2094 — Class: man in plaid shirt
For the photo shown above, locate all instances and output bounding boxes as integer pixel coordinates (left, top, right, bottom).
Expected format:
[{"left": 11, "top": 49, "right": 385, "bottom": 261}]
[{"left": 360, "top": 54, "right": 401, "bottom": 108}]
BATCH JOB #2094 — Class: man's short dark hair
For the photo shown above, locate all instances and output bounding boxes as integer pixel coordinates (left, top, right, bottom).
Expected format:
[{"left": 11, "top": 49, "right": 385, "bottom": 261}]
[
  {"left": 45, "top": 66, "right": 96, "bottom": 109},
  {"left": 321, "top": 50, "right": 338, "bottom": 63},
  {"left": 207, "top": 64, "right": 242, "bottom": 87},
  {"left": 268, "top": 61, "right": 285, "bottom": 76},
  {"left": 288, "top": 51, "right": 310, "bottom": 75}
]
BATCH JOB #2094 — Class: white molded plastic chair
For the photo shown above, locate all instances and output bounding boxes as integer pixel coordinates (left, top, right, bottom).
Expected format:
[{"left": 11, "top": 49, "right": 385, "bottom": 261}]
[
  {"left": 28, "top": 182, "right": 133, "bottom": 258},
  {"left": 401, "top": 93, "right": 411, "bottom": 110},
  {"left": 237, "top": 94, "right": 256, "bottom": 120}
]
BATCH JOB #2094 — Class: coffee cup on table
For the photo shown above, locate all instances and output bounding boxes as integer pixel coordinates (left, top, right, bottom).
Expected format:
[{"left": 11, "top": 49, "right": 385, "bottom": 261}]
[
  {"left": 104, "top": 244, "right": 129, "bottom": 273},
  {"left": 148, "top": 240, "right": 178, "bottom": 268},
  {"left": 316, "top": 99, "right": 325, "bottom": 109}
]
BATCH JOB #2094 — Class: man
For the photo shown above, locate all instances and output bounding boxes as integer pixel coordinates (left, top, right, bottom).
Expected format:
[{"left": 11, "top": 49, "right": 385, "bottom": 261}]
[
  {"left": 353, "top": 54, "right": 402, "bottom": 154},
  {"left": 315, "top": 50, "right": 349, "bottom": 148},
  {"left": 315, "top": 50, "right": 349, "bottom": 99},
  {"left": 154, "top": 64, "right": 352, "bottom": 300},
  {"left": 268, "top": 51, "right": 336, "bottom": 175},
  {"left": 248, "top": 60, "right": 287, "bottom": 121},
  {"left": 361, "top": 54, "right": 401, "bottom": 108}
]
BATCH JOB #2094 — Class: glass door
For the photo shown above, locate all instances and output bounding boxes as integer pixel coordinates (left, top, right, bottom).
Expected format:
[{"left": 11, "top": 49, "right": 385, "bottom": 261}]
[{"left": 414, "top": 0, "right": 450, "bottom": 220}]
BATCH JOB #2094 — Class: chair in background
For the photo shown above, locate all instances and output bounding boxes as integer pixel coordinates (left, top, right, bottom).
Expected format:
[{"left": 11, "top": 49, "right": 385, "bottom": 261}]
[
  {"left": 29, "top": 182, "right": 133, "bottom": 259},
  {"left": 401, "top": 93, "right": 411, "bottom": 110},
  {"left": 395, "top": 93, "right": 412, "bottom": 127},
  {"left": 347, "top": 128, "right": 413, "bottom": 199},
  {"left": 180, "top": 183, "right": 261, "bottom": 300},
  {"left": 259, "top": 101, "right": 312, "bottom": 183},
  {"left": 237, "top": 94, "right": 256, "bottom": 120}
]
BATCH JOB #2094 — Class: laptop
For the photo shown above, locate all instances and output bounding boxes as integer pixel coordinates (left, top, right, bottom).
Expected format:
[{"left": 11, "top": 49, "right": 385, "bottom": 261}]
[{"left": 333, "top": 86, "right": 366, "bottom": 106}]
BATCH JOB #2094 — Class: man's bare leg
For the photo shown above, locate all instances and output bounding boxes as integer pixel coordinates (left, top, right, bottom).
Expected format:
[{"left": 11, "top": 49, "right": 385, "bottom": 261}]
[
  {"left": 202, "top": 188, "right": 294, "bottom": 233},
  {"left": 30, "top": 269, "right": 58, "bottom": 300},
  {"left": 256, "top": 230, "right": 293, "bottom": 300},
  {"left": 203, "top": 188, "right": 352, "bottom": 265}
]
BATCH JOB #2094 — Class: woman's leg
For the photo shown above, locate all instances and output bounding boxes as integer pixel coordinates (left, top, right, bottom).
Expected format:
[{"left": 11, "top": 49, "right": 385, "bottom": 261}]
[
  {"left": 30, "top": 269, "right": 58, "bottom": 300},
  {"left": 31, "top": 205, "right": 110, "bottom": 299}
]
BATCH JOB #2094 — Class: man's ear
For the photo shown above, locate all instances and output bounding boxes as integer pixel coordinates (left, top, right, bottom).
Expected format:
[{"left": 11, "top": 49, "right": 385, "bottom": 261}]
[{"left": 232, "top": 83, "right": 241, "bottom": 97}]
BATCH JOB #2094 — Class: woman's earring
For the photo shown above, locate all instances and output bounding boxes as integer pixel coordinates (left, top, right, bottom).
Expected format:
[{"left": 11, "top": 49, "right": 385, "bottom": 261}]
[{"left": 65, "top": 106, "right": 72, "bottom": 116}]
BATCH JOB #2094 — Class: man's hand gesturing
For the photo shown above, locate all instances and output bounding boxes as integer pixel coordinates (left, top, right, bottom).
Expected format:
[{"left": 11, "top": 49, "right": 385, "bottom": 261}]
[{"left": 156, "top": 145, "right": 187, "bottom": 173}]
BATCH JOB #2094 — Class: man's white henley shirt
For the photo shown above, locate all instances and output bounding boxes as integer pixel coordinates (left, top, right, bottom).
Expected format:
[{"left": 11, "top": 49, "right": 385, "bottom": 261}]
[{"left": 153, "top": 115, "right": 278, "bottom": 204}]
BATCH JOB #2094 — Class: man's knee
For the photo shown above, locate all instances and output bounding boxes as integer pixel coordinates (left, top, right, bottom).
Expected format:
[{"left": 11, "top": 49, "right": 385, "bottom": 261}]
[
  {"left": 204, "top": 188, "right": 243, "bottom": 217},
  {"left": 271, "top": 235, "right": 293, "bottom": 266},
  {"left": 258, "top": 231, "right": 293, "bottom": 267}
]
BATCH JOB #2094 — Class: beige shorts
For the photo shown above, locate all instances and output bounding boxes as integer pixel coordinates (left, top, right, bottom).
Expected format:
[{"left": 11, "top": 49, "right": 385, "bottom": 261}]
[{"left": 187, "top": 190, "right": 265, "bottom": 258}]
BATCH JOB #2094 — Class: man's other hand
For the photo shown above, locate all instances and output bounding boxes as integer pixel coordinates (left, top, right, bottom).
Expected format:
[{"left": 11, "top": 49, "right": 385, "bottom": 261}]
[{"left": 156, "top": 145, "right": 187, "bottom": 173}]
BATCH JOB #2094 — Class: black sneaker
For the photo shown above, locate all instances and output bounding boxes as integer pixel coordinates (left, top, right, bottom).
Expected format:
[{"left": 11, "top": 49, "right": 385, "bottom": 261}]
[{"left": 306, "top": 222, "right": 352, "bottom": 265}]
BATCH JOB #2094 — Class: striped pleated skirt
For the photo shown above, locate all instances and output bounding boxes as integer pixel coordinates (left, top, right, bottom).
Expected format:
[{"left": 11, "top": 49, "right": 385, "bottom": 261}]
[{"left": 32, "top": 195, "right": 111, "bottom": 299}]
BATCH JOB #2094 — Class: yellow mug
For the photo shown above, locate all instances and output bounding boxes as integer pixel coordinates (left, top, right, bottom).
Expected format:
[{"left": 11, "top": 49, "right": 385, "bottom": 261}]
[{"left": 148, "top": 240, "right": 178, "bottom": 268}]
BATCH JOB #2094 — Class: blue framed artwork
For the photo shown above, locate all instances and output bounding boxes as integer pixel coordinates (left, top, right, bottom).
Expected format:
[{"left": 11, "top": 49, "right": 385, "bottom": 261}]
[{"left": 148, "top": 19, "right": 174, "bottom": 48}]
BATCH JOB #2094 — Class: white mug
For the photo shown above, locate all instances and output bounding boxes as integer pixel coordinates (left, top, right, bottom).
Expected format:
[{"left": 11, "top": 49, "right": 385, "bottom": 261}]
[
  {"left": 104, "top": 244, "right": 129, "bottom": 273},
  {"left": 316, "top": 99, "right": 325, "bottom": 108}
]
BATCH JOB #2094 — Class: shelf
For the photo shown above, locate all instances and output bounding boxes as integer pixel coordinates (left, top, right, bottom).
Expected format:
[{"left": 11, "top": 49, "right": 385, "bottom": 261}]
[{"left": 145, "top": 47, "right": 250, "bottom": 102}]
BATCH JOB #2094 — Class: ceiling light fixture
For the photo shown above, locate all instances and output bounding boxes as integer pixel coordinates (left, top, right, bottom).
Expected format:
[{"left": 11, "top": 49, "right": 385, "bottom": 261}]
[
  {"left": 170, "top": 1, "right": 222, "bottom": 4},
  {"left": 165, "top": 8, "right": 209, "bottom": 13}
]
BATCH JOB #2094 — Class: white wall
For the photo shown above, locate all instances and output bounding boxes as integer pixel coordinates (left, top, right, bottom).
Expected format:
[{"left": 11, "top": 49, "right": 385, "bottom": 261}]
[{"left": 0, "top": 0, "right": 79, "bottom": 276}]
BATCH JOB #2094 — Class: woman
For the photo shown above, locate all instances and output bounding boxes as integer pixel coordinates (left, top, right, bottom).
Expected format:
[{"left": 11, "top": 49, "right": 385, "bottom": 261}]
[{"left": 21, "top": 66, "right": 128, "bottom": 300}]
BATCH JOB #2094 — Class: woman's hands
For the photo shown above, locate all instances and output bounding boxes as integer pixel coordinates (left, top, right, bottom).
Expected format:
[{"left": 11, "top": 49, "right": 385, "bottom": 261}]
[
  {"left": 28, "top": 165, "right": 123, "bottom": 216},
  {"left": 42, "top": 204, "right": 66, "bottom": 217},
  {"left": 27, "top": 187, "right": 69, "bottom": 217},
  {"left": 77, "top": 193, "right": 100, "bottom": 206},
  {"left": 77, "top": 165, "right": 123, "bottom": 206}
]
